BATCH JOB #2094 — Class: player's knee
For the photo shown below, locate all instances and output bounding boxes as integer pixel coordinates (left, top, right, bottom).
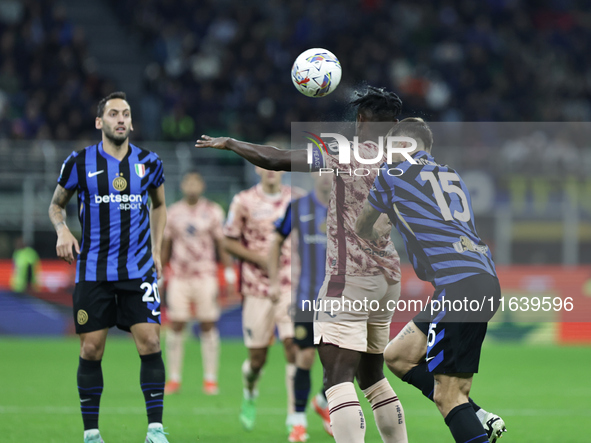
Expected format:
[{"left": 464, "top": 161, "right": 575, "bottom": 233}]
[
  {"left": 200, "top": 322, "right": 215, "bottom": 333},
  {"left": 283, "top": 339, "right": 296, "bottom": 363},
  {"left": 140, "top": 335, "right": 161, "bottom": 354},
  {"left": 249, "top": 352, "right": 267, "bottom": 371},
  {"left": 323, "top": 362, "right": 356, "bottom": 389},
  {"left": 80, "top": 341, "right": 105, "bottom": 360},
  {"left": 170, "top": 321, "right": 185, "bottom": 333},
  {"left": 384, "top": 347, "right": 410, "bottom": 379},
  {"left": 318, "top": 343, "right": 358, "bottom": 388},
  {"left": 357, "top": 359, "right": 385, "bottom": 390},
  {"left": 357, "top": 372, "right": 385, "bottom": 391},
  {"left": 250, "top": 358, "right": 265, "bottom": 372},
  {"left": 324, "top": 370, "right": 355, "bottom": 389},
  {"left": 297, "top": 348, "right": 315, "bottom": 369}
]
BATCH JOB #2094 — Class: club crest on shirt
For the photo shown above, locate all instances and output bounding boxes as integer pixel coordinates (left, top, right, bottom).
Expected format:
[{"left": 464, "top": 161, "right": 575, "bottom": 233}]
[
  {"left": 113, "top": 174, "right": 127, "bottom": 191},
  {"left": 186, "top": 224, "right": 197, "bottom": 235},
  {"left": 135, "top": 163, "right": 146, "bottom": 178}
]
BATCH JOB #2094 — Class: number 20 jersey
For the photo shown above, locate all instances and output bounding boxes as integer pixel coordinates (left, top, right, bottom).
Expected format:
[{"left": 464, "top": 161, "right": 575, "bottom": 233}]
[
  {"left": 368, "top": 150, "right": 496, "bottom": 287},
  {"left": 57, "top": 141, "right": 165, "bottom": 283}
]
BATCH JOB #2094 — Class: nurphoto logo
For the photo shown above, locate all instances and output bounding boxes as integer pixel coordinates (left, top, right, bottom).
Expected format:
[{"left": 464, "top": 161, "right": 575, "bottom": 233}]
[{"left": 304, "top": 132, "right": 417, "bottom": 176}]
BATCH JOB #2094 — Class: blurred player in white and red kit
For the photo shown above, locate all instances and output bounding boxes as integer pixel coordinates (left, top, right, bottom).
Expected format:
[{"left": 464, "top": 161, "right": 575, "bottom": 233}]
[
  {"left": 223, "top": 166, "right": 298, "bottom": 432},
  {"left": 161, "top": 171, "right": 236, "bottom": 395}
]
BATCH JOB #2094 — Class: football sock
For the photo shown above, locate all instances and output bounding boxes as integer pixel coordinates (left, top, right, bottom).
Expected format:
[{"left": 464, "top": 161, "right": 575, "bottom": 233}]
[
  {"left": 241, "top": 359, "right": 261, "bottom": 398},
  {"left": 362, "top": 378, "right": 408, "bottom": 443},
  {"left": 445, "top": 403, "right": 489, "bottom": 443},
  {"left": 326, "top": 382, "right": 366, "bottom": 443},
  {"left": 165, "top": 329, "right": 184, "bottom": 383},
  {"left": 200, "top": 327, "right": 220, "bottom": 382},
  {"left": 140, "top": 351, "right": 165, "bottom": 424},
  {"left": 294, "top": 367, "right": 311, "bottom": 413},
  {"left": 286, "top": 363, "right": 296, "bottom": 415},
  {"left": 402, "top": 362, "right": 482, "bottom": 413},
  {"left": 475, "top": 405, "right": 489, "bottom": 423},
  {"left": 77, "top": 357, "right": 103, "bottom": 431}
]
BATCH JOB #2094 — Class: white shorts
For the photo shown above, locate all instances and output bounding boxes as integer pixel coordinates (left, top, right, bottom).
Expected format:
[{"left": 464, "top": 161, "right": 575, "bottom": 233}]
[
  {"left": 242, "top": 293, "right": 294, "bottom": 348},
  {"left": 166, "top": 276, "right": 220, "bottom": 322},
  {"left": 313, "top": 274, "right": 401, "bottom": 354}
]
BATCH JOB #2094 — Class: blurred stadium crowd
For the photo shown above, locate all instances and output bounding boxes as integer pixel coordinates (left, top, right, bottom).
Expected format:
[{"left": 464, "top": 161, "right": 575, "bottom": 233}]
[
  {"left": 0, "top": 1, "right": 116, "bottom": 140},
  {"left": 2, "top": 0, "right": 591, "bottom": 144}
]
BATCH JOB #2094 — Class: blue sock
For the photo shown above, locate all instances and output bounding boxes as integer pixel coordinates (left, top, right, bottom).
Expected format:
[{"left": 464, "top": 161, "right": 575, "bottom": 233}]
[
  {"left": 294, "top": 368, "right": 311, "bottom": 413},
  {"left": 444, "top": 403, "right": 489, "bottom": 443},
  {"left": 140, "top": 351, "right": 165, "bottom": 424},
  {"left": 77, "top": 357, "right": 103, "bottom": 431}
]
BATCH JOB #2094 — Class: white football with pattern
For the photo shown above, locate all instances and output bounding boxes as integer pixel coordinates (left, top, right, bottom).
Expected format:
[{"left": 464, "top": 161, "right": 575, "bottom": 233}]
[{"left": 291, "top": 48, "right": 342, "bottom": 97}]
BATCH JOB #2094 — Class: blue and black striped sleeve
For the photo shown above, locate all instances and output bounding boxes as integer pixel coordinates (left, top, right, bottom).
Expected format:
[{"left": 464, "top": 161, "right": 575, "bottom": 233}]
[
  {"left": 150, "top": 154, "right": 165, "bottom": 188},
  {"left": 274, "top": 203, "right": 292, "bottom": 238},
  {"left": 57, "top": 151, "right": 79, "bottom": 190}
]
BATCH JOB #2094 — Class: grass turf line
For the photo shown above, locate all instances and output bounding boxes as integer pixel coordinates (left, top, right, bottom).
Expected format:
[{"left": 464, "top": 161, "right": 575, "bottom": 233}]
[{"left": 0, "top": 337, "right": 589, "bottom": 442}]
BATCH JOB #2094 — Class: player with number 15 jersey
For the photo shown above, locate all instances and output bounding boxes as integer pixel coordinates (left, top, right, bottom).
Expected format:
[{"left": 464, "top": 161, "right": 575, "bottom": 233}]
[{"left": 357, "top": 118, "right": 504, "bottom": 443}]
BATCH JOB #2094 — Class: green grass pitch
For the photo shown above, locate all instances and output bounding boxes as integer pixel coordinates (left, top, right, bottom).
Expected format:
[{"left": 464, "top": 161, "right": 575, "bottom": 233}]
[{"left": 0, "top": 337, "right": 589, "bottom": 442}]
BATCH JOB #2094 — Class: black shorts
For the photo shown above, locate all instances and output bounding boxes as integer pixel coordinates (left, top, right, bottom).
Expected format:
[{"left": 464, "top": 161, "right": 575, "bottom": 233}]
[
  {"left": 73, "top": 273, "right": 161, "bottom": 334},
  {"left": 293, "top": 321, "right": 314, "bottom": 348},
  {"left": 413, "top": 273, "right": 501, "bottom": 374}
]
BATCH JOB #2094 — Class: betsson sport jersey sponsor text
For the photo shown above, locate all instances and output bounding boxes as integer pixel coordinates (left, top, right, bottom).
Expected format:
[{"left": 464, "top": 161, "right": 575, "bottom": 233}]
[{"left": 94, "top": 193, "right": 143, "bottom": 210}]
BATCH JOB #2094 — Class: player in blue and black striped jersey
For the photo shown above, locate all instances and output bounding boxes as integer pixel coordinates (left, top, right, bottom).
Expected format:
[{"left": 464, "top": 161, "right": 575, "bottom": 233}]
[
  {"left": 48, "top": 92, "right": 170, "bottom": 443},
  {"left": 270, "top": 174, "right": 333, "bottom": 440},
  {"left": 356, "top": 118, "right": 506, "bottom": 443}
]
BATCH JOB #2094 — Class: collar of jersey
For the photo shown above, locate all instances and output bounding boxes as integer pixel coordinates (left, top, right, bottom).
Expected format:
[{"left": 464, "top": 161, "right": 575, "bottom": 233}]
[
  {"left": 412, "top": 150, "right": 429, "bottom": 160},
  {"left": 183, "top": 198, "right": 203, "bottom": 210},
  {"left": 98, "top": 141, "right": 133, "bottom": 163},
  {"left": 256, "top": 183, "right": 284, "bottom": 201}
]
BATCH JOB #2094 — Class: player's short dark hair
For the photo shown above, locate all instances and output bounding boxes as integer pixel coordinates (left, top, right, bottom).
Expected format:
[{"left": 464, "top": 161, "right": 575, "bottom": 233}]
[
  {"left": 350, "top": 86, "right": 403, "bottom": 122},
  {"left": 388, "top": 117, "right": 434, "bottom": 152},
  {"left": 97, "top": 91, "right": 128, "bottom": 118}
]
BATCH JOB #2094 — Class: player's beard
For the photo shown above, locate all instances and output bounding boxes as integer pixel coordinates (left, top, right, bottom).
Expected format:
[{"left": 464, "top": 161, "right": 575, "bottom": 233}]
[{"left": 104, "top": 125, "right": 130, "bottom": 146}]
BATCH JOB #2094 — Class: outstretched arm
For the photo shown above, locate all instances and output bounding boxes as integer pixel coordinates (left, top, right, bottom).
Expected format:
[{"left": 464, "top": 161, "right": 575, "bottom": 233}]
[{"left": 195, "top": 136, "right": 310, "bottom": 172}]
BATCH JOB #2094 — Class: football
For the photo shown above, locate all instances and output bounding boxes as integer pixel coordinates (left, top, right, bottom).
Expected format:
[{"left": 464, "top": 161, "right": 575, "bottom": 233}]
[{"left": 291, "top": 48, "right": 342, "bottom": 97}]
